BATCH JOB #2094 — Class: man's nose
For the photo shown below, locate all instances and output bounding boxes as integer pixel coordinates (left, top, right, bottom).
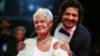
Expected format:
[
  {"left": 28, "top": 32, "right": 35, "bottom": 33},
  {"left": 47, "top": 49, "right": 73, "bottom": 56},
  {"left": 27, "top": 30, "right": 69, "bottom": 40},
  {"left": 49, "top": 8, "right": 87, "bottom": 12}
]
[{"left": 68, "top": 15, "right": 73, "bottom": 20}]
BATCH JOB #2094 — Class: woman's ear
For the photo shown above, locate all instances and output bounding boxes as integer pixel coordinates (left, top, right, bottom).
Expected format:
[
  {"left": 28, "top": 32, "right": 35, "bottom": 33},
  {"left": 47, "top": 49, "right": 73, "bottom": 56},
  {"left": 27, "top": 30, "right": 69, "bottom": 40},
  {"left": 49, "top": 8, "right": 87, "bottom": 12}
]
[{"left": 49, "top": 20, "right": 53, "bottom": 28}]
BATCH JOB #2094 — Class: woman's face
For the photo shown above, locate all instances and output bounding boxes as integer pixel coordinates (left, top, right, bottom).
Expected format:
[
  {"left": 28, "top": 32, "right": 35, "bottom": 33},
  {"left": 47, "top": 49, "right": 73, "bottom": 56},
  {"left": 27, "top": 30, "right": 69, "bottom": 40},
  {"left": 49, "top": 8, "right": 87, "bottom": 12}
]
[{"left": 34, "top": 15, "right": 52, "bottom": 34}]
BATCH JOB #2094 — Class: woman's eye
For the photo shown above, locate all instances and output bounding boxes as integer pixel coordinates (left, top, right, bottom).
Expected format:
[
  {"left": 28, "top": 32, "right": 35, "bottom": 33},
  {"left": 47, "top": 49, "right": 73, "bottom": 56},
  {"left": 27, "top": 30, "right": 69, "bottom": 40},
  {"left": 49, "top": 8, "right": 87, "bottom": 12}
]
[
  {"left": 41, "top": 21, "right": 45, "bottom": 23},
  {"left": 35, "top": 21, "right": 38, "bottom": 24}
]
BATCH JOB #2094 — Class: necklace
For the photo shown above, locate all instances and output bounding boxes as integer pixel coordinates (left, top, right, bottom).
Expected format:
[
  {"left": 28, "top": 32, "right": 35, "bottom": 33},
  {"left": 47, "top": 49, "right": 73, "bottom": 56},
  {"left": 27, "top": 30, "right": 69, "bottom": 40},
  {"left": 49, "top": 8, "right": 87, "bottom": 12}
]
[
  {"left": 38, "top": 36, "right": 52, "bottom": 44},
  {"left": 42, "top": 37, "right": 52, "bottom": 44}
]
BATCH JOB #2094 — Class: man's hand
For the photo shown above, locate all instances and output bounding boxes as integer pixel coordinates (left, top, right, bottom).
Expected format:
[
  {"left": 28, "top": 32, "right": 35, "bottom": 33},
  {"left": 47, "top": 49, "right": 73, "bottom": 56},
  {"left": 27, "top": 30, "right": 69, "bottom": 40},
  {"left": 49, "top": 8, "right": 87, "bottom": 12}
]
[
  {"left": 18, "top": 42, "right": 26, "bottom": 51},
  {"left": 61, "top": 42, "right": 70, "bottom": 52},
  {"left": 61, "top": 42, "right": 72, "bottom": 56},
  {"left": 53, "top": 41, "right": 71, "bottom": 56},
  {"left": 53, "top": 41, "right": 62, "bottom": 50}
]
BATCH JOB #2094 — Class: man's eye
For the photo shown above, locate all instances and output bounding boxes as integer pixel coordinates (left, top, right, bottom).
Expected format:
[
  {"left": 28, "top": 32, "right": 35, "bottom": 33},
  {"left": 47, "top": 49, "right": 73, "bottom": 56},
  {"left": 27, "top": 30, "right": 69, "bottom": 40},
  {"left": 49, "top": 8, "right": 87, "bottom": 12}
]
[
  {"left": 72, "top": 14, "right": 78, "bottom": 17},
  {"left": 65, "top": 13, "right": 70, "bottom": 15}
]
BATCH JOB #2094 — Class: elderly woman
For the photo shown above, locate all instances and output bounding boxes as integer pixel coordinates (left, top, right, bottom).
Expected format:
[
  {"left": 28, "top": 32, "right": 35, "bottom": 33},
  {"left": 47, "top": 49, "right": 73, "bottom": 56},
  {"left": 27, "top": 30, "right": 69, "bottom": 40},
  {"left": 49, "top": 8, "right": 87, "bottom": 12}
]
[{"left": 17, "top": 8, "right": 69, "bottom": 56}]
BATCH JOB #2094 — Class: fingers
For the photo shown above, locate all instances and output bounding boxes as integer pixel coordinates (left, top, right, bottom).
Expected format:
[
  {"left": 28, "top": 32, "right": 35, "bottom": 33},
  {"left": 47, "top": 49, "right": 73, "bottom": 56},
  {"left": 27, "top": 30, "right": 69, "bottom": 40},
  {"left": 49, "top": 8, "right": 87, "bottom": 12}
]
[
  {"left": 61, "top": 44, "right": 67, "bottom": 51},
  {"left": 18, "top": 42, "right": 26, "bottom": 51},
  {"left": 61, "top": 43, "right": 70, "bottom": 52},
  {"left": 53, "top": 41, "right": 71, "bottom": 53},
  {"left": 53, "top": 41, "right": 62, "bottom": 50}
]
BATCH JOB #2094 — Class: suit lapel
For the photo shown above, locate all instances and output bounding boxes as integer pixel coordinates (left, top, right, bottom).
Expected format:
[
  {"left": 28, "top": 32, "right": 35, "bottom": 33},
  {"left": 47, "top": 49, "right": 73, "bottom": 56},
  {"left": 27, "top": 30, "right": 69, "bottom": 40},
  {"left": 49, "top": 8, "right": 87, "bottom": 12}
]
[{"left": 69, "top": 25, "right": 79, "bottom": 51}]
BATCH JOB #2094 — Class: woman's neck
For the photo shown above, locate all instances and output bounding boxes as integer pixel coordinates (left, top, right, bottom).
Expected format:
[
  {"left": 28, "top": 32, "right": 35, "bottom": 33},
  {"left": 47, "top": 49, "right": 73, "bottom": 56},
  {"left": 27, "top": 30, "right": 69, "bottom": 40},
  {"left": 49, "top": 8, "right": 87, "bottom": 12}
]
[
  {"left": 36, "top": 32, "right": 52, "bottom": 52},
  {"left": 38, "top": 32, "right": 51, "bottom": 41}
]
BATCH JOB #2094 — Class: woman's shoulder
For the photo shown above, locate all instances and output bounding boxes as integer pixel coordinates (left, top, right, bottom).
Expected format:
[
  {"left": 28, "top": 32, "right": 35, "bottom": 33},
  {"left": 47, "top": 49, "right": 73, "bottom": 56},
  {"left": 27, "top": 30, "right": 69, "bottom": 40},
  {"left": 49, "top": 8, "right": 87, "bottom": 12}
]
[
  {"left": 24, "top": 37, "right": 37, "bottom": 44},
  {"left": 52, "top": 37, "right": 63, "bottom": 45},
  {"left": 52, "top": 37, "right": 59, "bottom": 44}
]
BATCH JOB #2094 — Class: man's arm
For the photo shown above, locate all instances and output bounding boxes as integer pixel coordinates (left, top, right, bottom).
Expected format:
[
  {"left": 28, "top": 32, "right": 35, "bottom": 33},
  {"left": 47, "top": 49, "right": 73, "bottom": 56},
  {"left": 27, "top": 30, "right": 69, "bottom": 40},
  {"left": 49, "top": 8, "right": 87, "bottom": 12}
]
[{"left": 78, "top": 33, "right": 91, "bottom": 56}]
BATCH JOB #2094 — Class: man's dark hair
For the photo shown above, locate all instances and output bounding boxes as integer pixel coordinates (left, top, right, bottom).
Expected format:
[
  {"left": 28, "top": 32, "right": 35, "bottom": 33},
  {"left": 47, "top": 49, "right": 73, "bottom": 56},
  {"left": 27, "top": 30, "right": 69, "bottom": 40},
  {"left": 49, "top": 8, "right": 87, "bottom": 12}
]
[{"left": 58, "top": 0, "right": 83, "bottom": 24}]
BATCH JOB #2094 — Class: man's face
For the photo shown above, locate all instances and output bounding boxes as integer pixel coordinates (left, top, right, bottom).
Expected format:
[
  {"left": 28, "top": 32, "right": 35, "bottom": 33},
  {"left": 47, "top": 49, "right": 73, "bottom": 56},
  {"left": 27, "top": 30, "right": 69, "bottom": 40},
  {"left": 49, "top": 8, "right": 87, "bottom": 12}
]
[
  {"left": 34, "top": 15, "right": 52, "bottom": 34},
  {"left": 62, "top": 7, "right": 78, "bottom": 29}
]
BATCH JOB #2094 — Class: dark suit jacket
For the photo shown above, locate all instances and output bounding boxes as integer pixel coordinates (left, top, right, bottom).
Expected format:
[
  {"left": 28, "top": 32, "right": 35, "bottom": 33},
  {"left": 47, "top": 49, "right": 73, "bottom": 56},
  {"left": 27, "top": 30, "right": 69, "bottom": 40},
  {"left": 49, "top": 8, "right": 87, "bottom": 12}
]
[{"left": 69, "top": 24, "right": 91, "bottom": 56}]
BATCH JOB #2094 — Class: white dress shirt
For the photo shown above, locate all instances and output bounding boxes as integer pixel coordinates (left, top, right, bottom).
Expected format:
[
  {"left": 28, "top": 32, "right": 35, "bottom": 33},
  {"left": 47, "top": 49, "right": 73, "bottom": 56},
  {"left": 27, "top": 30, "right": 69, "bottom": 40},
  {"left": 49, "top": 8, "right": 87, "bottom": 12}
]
[{"left": 54, "top": 23, "right": 76, "bottom": 44}]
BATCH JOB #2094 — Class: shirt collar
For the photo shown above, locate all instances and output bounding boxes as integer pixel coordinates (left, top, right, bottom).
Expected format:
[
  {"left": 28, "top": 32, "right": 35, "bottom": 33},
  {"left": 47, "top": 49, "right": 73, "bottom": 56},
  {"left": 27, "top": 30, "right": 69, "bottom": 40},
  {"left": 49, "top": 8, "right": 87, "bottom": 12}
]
[{"left": 57, "top": 23, "right": 76, "bottom": 35}]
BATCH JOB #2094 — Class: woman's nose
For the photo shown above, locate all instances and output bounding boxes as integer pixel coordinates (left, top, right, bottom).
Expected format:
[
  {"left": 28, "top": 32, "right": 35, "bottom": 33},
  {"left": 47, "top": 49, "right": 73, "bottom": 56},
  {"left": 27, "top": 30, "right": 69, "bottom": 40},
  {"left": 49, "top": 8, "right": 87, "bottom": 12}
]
[{"left": 38, "top": 22, "right": 42, "bottom": 26}]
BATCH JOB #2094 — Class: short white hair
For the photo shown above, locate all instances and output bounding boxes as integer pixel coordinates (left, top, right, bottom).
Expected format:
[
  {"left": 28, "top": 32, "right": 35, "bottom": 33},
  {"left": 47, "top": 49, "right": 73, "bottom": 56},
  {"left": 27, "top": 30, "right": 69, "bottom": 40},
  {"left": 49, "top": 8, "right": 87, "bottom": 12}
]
[{"left": 33, "top": 8, "right": 53, "bottom": 21}]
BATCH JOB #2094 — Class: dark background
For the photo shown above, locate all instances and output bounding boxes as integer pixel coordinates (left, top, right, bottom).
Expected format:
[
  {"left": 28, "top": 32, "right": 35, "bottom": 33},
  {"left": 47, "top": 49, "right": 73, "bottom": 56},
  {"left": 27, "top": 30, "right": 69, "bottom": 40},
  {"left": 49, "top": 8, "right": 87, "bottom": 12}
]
[{"left": 0, "top": 0, "right": 100, "bottom": 56}]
